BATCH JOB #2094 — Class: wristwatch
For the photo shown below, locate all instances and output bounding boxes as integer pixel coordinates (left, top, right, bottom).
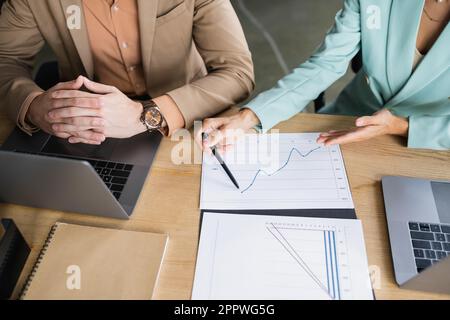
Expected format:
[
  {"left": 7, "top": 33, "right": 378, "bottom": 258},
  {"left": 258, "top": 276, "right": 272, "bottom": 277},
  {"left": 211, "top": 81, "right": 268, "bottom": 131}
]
[{"left": 140, "top": 100, "right": 167, "bottom": 134}]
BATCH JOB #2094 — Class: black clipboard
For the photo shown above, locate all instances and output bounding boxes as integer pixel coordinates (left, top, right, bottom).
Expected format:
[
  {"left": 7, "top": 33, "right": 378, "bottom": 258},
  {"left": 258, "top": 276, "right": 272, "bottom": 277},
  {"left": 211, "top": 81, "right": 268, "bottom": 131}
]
[{"left": 198, "top": 208, "right": 357, "bottom": 239}]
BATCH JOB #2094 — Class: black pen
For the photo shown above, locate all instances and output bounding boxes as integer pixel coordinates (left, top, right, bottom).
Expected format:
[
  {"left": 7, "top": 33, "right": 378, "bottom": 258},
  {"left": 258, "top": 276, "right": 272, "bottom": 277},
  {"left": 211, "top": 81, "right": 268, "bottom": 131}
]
[{"left": 202, "top": 133, "right": 240, "bottom": 190}]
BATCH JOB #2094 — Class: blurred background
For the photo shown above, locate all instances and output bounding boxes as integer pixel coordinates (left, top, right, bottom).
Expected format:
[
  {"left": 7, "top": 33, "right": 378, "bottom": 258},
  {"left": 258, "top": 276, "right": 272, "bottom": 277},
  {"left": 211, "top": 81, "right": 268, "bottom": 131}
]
[
  {"left": 231, "top": 0, "right": 354, "bottom": 110},
  {"left": 15, "top": 0, "right": 355, "bottom": 112}
]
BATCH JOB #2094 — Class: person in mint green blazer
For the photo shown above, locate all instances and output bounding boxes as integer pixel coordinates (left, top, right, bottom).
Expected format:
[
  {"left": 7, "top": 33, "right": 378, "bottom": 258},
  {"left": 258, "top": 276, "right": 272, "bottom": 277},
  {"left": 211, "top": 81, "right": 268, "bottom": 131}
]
[{"left": 197, "top": 0, "right": 450, "bottom": 151}]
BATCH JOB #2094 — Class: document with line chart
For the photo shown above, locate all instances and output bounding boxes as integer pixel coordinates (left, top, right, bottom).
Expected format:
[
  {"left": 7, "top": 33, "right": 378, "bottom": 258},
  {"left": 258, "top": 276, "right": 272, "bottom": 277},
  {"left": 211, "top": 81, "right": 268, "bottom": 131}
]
[
  {"left": 192, "top": 213, "right": 373, "bottom": 300},
  {"left": 200, "top": 133, "right": 354, "bottom": 210}
]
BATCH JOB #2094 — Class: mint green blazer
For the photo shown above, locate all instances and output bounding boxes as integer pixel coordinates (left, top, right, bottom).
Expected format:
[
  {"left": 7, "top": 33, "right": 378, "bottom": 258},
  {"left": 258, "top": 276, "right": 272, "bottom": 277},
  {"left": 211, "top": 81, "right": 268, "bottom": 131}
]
[{"left": 247, "top": 0, "right": 450, "bottom": 150}]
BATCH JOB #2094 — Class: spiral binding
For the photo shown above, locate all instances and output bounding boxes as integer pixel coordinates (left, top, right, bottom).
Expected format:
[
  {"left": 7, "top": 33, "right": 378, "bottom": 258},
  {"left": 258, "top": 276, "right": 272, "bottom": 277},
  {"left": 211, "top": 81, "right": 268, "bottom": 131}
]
[{"left": 19, "top": 223, "right": 60, "bottom": 299}]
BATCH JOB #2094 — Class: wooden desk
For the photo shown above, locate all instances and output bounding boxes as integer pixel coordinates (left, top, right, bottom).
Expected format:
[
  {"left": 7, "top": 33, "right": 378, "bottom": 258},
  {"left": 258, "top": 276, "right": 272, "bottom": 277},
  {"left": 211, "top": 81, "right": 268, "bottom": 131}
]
[{"left": 1, "top": 111, "right": 450, "bottom": 300}]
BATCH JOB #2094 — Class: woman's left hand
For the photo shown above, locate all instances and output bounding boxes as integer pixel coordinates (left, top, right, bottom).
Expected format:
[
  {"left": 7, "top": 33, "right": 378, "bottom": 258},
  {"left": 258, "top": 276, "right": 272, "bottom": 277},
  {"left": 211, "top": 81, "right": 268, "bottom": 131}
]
[{"left": 317, "top": 109, "right": 409, "bottom": 146}]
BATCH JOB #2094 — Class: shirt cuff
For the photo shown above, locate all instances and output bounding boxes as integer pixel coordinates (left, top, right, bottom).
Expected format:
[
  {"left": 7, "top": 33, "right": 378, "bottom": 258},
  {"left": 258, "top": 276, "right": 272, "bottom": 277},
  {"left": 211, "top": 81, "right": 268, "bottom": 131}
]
[
  {"left": 239, "top": 106, "right": 263, "bottom": 133},
  {"left": 153, "top": 95, "right": 185, "bottom": 136},
  {"left": 17, "top": 91, "right": 43, "bottom": 135}
]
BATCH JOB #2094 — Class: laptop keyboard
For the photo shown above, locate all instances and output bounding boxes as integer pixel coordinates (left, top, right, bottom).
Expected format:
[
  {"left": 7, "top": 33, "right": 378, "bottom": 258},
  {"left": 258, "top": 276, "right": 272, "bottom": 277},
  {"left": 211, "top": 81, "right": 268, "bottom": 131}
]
[
  {"left": 88, "top": 160, "right": 133, "bottom": 200},
  {"left": 408, "top": 222, "right": 450, "bottom": 273}
]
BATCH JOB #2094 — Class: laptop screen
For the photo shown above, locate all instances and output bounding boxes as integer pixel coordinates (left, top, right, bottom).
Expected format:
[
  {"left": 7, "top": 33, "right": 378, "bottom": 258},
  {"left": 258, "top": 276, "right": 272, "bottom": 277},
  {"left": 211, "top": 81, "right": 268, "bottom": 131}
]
[{"left": 431, "top": 181, "right": 450, "bottom": 224}]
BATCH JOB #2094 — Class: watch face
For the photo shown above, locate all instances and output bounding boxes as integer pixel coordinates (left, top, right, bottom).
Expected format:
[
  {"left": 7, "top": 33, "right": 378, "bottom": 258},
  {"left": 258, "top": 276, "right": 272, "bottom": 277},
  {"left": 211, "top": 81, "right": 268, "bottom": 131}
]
[{"left": 145, "top": 107, "right": 162, "bottom": 128}]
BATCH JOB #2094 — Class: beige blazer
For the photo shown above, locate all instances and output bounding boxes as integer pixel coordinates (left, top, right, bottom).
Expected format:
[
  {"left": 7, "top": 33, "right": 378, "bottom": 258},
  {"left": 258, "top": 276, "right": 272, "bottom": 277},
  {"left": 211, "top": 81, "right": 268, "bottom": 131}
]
[{"left": 0, "top": 0, "right": 254, "bottom": 130}]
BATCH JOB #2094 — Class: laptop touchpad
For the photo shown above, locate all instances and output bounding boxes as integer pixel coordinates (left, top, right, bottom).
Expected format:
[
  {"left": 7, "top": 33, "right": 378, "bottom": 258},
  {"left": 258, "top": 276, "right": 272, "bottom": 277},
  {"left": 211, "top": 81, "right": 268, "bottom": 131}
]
[
  {"left": 42, "top": 136, "right": 117, "bottom": 160},
  {"left": 431, "top": 182, "right": 450, "bottom": 224}
]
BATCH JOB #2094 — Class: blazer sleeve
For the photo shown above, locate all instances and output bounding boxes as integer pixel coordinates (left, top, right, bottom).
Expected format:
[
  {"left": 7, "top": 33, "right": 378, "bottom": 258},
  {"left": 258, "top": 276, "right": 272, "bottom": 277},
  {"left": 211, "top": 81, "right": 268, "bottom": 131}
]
[
  {"left": 246, "top": 0, "right": 361, "bottom": 132},
  {"left": 166, "top": 0, "right": 255, "bottom": 129},
  {"left": 0, "top": 0, "right": 45, "bottom": 130},
  {"left": 408, "top": 114, "right": 450, "bottom": 150}
]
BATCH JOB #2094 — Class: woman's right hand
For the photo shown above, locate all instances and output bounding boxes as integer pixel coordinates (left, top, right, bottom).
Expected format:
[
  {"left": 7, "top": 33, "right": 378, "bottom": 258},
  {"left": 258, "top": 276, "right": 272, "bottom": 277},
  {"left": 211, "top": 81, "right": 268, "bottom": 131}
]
[{"left": 195, "top": 108, "right": 261, "bottom": 154}]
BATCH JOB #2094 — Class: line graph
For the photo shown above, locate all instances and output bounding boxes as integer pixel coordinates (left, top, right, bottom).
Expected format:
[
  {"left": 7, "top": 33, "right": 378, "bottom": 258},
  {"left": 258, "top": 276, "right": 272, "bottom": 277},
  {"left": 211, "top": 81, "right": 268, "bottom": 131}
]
[
  {"left": 267, "top": 223, "right": 341, "bottom": 300},
  {"left": 200, "top": 133, "right": 354, "bottom": 211},
  {"left": 241, "top": 146, "right": 321, "bottom": 193},
  {"left": 267, "top": 223, "right": 333, "bottom": 299},
  {"left": 193, "top": 213, "right": 374, "bottom": 300}
]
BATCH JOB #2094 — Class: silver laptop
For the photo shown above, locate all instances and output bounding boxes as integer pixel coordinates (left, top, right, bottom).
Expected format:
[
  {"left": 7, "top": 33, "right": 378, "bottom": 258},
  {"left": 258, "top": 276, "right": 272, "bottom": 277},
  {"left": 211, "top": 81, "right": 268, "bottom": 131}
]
[
  {"left": 0, "top": 128, "right": 162, "bottom": 219},
  {"left": 382, "top": 176, "right": 450, "bottom": 294}
]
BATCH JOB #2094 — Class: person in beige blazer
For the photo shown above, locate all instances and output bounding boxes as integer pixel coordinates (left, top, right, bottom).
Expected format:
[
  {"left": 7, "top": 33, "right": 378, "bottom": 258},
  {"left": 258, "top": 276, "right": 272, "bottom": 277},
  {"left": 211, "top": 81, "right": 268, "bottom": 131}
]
[{"left": 0, "top": 0, "right": 254, "bottom": 144}]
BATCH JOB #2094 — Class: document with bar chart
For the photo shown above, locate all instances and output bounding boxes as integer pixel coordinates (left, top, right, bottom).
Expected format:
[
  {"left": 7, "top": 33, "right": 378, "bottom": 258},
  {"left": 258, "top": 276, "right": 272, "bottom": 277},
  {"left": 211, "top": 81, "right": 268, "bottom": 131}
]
[
  {"left": 192, "top": 213, "right": 373, "bottom": 300},
  {"left": 200, "top": 133, "right": 354, "bottom": 210}
]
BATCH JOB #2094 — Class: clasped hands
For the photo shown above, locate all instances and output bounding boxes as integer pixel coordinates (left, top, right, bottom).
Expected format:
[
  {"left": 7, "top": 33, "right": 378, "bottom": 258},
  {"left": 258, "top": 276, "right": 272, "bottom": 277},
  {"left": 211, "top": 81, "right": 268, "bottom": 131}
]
[{"left": 27, "top": 76, "right": 146, "bottom": 145}]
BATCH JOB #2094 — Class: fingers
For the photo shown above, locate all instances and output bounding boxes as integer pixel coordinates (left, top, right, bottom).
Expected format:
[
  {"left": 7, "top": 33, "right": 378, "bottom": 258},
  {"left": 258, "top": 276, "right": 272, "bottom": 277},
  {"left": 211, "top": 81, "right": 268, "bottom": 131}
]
[
  {"left": 318, "top": 130, "right": 348, "bottom": 138},
  {"left": 53, "top": 131, "right": 72, "bottom": 139},
  {"left": 68, "top": 137, "right": 103, "bottom": 145},
  {"left": 48, "top": 107, "right": 102, "bottom": 121},
  {"left": 196, "top": 116, "right": 248, "bottom": 155},
  {"left": 205, "top": 129, "right": 226, "bottom": 148},
  {"left": 204, "top": 127, "right": 244, "bottom": 155},
  {"left": 355, "top": 116, "right": 377, "bottom": 127},
  {"left": 320, "top": 127, "right": 377, "bottom": 146},
  {"left": 195, "top": 117, "right": 229, "bottom": 151},
  {"left": 317, "top": 130, "right": 349, "bottom": 144},
  {"left": 203, "top": 118, "right": 229, "bottom": 133},
  {"left": 83, "top": 77, "right": 117, "bottom": 94},
  {"left": 52, "top": 90, "right": 100, "bottom": 99},
  {"left": 322, "top": 132, "right": 360, "bottom": 146},
  {"left": 317, "top": 131, "right": 353, "bottom": 146},
  {"left": 50, "top": 97, "right": 103, "bottom": 110},
  {"left": 68, "top": 130, "right": 106, "bottom": 144},
  {"left": 355, "top": 109, "right": 394, "bottom": 127},
  {"left": 52, "top": 124, "right": 105, "bottom": 135},
  {"left": 55, "top": 117, "right": 105, "bottom": 128},
  {"left": 51, "top": 76, "right": 85, "bottom": 91}
]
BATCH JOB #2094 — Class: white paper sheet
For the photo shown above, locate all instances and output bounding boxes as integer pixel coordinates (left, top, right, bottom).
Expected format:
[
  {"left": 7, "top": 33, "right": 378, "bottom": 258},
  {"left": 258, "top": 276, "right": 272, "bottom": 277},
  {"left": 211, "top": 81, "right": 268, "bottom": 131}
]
[
  {"left": 200, "top": 133, "right": 354, "bottom": 210},
  {"left": 192, "top": 212, "right": 374, "bottom": 300}
]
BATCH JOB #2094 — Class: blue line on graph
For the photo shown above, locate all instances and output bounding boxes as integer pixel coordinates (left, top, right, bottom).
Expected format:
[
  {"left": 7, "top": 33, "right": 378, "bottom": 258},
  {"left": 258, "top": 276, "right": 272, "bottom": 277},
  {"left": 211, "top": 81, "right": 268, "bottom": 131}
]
[
  {"left": 240, "top": 146, "right": 322, "bottom": 193},
  {"left": 332, "top": 231, "right": 341, "bottom": 300},
  {"left": 324, "top": 231, "right": 330, "bottom": 297},
  {"left": 328, "top": 231, "right": 335, "bottom": 299}
]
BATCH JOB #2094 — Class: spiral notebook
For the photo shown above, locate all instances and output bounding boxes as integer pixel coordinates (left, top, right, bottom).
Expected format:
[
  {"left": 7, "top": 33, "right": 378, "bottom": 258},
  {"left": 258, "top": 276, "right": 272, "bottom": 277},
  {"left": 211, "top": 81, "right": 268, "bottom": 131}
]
[{"left": 20, "top": 222, "right": 168, "bottom": 300}]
